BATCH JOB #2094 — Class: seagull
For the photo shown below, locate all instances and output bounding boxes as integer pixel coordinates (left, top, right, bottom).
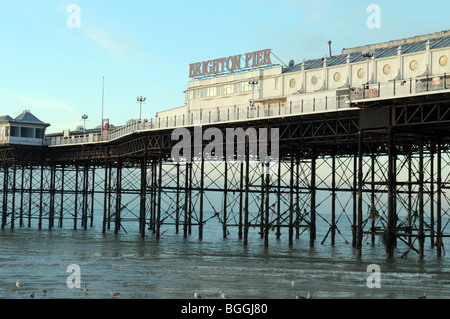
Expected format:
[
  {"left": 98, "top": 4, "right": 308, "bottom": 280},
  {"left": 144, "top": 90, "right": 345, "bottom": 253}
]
[
  {"left": 110, "top": 290, "right": 120, "bottom": 297},
  {"left": 220, "top": 291, "right": 232, "bottom": 299},
  {"left": 15, "top": 281, "right": 22, "bottom": 288},
  {"left": 418, "top": 293, "right": 427, "bottom": 299},
  {"left": 194, "top": 290, "right": 204, "bottom": 299},
  {"left": 296, "top": 291, "right": 312, "bottom": 299}
]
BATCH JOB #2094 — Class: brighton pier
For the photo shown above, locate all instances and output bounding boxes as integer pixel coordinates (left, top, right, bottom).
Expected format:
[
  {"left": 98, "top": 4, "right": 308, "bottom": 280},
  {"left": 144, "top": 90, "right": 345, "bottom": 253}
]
[{"left": 3, "top": 30, "right": 450, "bottom": 259}]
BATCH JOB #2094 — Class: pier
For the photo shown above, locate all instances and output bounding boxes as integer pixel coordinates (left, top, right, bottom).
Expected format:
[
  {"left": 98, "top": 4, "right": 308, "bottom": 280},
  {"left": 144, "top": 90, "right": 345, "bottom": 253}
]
[
  {"left": 2, "top": 84, "right": 450, "bottom": 259},
  {"left": 3, "top": 31, "right": 450, "bottom": 259}
]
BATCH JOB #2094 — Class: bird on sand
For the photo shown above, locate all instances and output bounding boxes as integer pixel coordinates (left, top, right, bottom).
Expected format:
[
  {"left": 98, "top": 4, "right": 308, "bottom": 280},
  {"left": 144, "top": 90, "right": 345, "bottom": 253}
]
[
  {"left": 296, "top": 291, "right": 312, "bottom": 299},
  {"left": 194, "top": 290, "right": 204, "bottom": 299},
  {"left": 110, "top": 290, "right": 120, "bottom": 297},
  {"left": 220, "top": 291, "right": 232, "bottom": 299}
]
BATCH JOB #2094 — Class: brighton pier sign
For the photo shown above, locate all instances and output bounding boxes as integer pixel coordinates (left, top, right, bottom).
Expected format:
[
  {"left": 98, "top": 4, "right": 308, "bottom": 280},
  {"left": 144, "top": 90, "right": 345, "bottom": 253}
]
[{"left": 189, "top": 49, "right": 272, "bottom": 78}]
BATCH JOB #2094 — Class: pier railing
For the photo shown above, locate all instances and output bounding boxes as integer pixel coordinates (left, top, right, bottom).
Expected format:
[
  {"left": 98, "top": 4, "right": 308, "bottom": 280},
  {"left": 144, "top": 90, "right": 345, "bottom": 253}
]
[{"left": 45, "top": 73, "right": 450, "bottom": 147}]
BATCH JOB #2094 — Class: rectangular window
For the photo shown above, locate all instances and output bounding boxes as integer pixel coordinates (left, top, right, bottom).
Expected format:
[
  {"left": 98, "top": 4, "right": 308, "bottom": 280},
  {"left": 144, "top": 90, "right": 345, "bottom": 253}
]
[
  {"left": 21, "top": 127, "right": 34, "bottom": 138},
  {"left": 208, "top": 87, "right": 216, "bottom": 97},
  {"left": 218, "top": 85, "right": 226, "bottom": 96},
  {"left": 10, "top": 126, "right": 20, "bottom": 137},
  {"left": 35, "top": 128, "right": 44, "bottom": 139},
  {"left": 275, "top": 77, "right": 279, "bottom": 90}
]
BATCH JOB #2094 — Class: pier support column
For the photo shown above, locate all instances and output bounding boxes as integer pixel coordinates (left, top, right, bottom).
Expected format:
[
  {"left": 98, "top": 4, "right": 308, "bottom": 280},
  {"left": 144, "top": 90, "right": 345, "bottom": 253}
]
[
  {"left": 10, "top": 165, "right": 16, "bottom": 229},
  {"left": 264, "top": 162, "right": 270, "bottom": 247},
  {"left": 175, "top": 163, "right": 180, "bottom": 234},
  {"left": 114, "top": 161, "right": 122, "bottom": 234},
  {"left": 102, "top": 163, "right": 109, "bottom": 233},
  {"left": 223, "top": 160, "right": 228, "bottom": 239},
  {"left": 19, "top": 166, "right": 25, "bottom": 227},
  {"left": 238, "top": 161, "right": 245, "bottom": 239},
  {"left": 331, "top": 153, "right": 336, "bottom": 246},
  {"left": 437, "top": 140, "right": 443, "bottom": 257},
  {"left": 357, "top": 132, "right": 363, "bottom": 257},
  {"left": 38, "top": 165, "right": 44, "bottom": 230},
  {"left": 295, "top": 156, "right": 300, "bottom": 239},
  {"left": 156, "top": 154, "right": 162, "bottom": 239},
  {"left": 238, "top": 161, "right": 244, "bottom": 240},
  {"left": 289, "top": 155, "right": 294, "bottom": 246},
  {"left": 27, "top": 166, "right": 33, "bottom": 228},
  {"left": 386, "top": 128, "right": 397, "bottom": 259},
  {"left": 139, "top": 156, "right": 147, "bottom": 238},
  {"left": 418, "top": 135, "right": 425, "bottom": 259},
  {"left": 183, "top": 162, "right": 189, "bottom": 238},
  {"left": 352, "top": 151, "right": 357, "bottom": 248},
  {"left": 48, "top": 164, "right": 56, "bottom": 230},
  {"left": 310, "top": 152, "right": 316, "bottom": 248},
  {"left": 370, "top": 155, "right": 376, "bottom": 246},
  {"left": 82, "top": 164, "right": 89, "bottom": 230},
  {"left": 74, "top": 164, "right": 79, "bottom": 230},
  {"left": 243, "top": 136, "right": 250, "bottom": 245},
  {"left": 59, "top": 165, "right": 65, "bottom": 228},
  {"left": 90, "top": 167, "right": 95, "bottom": 228},
  {"left": 2, "top": 165, "right": 9, "bottom": 229},
  {"left": 199, "top": 156, "right": 204, "bottom": 240},
  {"left": 430, "top": 145, "right": 435, "bottom": 248},
  {"left": 276, "top": 158, "right": 281, "bottom": 240}
]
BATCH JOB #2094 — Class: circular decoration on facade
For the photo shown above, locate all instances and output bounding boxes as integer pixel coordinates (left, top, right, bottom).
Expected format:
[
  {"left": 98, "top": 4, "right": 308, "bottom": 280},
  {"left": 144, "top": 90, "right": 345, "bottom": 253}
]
[
  {"left": 333, "top": 72, "right": 341, "bottom": 82},
  {"left": 357, "top": 68, "right": 365, "bottom": 79},
  {"left": 383, "top": 64, "right": 391, "bottom": 75},
  {"left": 410, "top": 60, "right": 418, "bottom": 71},
  {"left": 440, "top": 55, "right": 448, "bottom": 67},
  {"left": 289, "top": 78, "right": 296, "bottom": 88},
  {"left": 311, "top": 76, "right": 318, "bottom": 85}
]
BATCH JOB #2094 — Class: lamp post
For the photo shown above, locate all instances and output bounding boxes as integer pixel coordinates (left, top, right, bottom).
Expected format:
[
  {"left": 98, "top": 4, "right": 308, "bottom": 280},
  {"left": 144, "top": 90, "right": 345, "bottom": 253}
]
[
  {"left": 249, "top": 78, "right": 258, "bottom": 109},
  {"left": 81, "top": 114, "right": 88, "bottom": 133},
  {"left": 137, "top": 96, "right": 147, "bottom": 121}
]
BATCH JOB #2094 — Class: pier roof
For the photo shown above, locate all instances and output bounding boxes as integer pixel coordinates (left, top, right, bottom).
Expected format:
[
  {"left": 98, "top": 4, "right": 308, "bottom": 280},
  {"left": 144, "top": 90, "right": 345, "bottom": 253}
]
[
  {"left": 0, "top": 110, "right": 50, "bottom": 127},
  {"left": 283, "top": 32, "right": 450, "bottom": 74}
]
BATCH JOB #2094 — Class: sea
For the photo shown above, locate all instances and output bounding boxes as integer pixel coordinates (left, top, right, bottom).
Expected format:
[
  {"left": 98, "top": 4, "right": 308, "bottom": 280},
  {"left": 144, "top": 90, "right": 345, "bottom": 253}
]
[{"left": 0, "top": 209, "right": 449, "bottom": 301}]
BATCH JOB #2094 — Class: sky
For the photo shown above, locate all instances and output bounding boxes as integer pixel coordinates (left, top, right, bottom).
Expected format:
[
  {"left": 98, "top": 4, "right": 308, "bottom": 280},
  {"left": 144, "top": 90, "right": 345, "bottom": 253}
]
[{"left": 0, "top": 0, "right": 450, "bottom": 133}]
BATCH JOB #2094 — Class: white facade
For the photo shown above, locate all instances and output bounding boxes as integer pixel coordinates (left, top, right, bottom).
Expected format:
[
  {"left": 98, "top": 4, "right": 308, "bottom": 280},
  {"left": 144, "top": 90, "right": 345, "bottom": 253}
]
[
  {"left": 0, "top": 111, "right": 50, "bottom": 146},
  {"left": 156, "top": 31, "right": 450, "bottom": 124}
]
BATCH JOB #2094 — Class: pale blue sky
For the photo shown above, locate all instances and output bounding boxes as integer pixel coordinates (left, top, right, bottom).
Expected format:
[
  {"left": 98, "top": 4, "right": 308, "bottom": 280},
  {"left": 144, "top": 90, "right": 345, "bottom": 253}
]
[{"left": 0, "top": 0, "right": 449, "bottom": 133}]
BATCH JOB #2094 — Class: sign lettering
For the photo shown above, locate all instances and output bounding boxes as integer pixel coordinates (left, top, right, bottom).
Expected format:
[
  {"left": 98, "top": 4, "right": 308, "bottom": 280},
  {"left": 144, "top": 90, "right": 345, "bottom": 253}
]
[{"left": 189, "top": 49, "right": 272, "bottom": 78}]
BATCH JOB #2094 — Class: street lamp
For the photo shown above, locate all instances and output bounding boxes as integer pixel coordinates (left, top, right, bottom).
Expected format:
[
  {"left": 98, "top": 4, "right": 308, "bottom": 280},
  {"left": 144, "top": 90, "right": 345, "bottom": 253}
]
[
  {"left": 248, "top": 78, "right": 258, "bottom": 109},
  {"left": 137, "top": 96, "right": 147, "bottom": 121},
  {"left": 81, "top": 114, "right": 88, "bottom": 133}
]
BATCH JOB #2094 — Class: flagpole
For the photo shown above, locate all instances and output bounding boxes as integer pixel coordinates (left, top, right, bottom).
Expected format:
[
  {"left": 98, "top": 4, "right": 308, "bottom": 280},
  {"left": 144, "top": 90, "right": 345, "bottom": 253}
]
[{"left": 101, "top": 76, "right": 104, "bottom": 138}]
